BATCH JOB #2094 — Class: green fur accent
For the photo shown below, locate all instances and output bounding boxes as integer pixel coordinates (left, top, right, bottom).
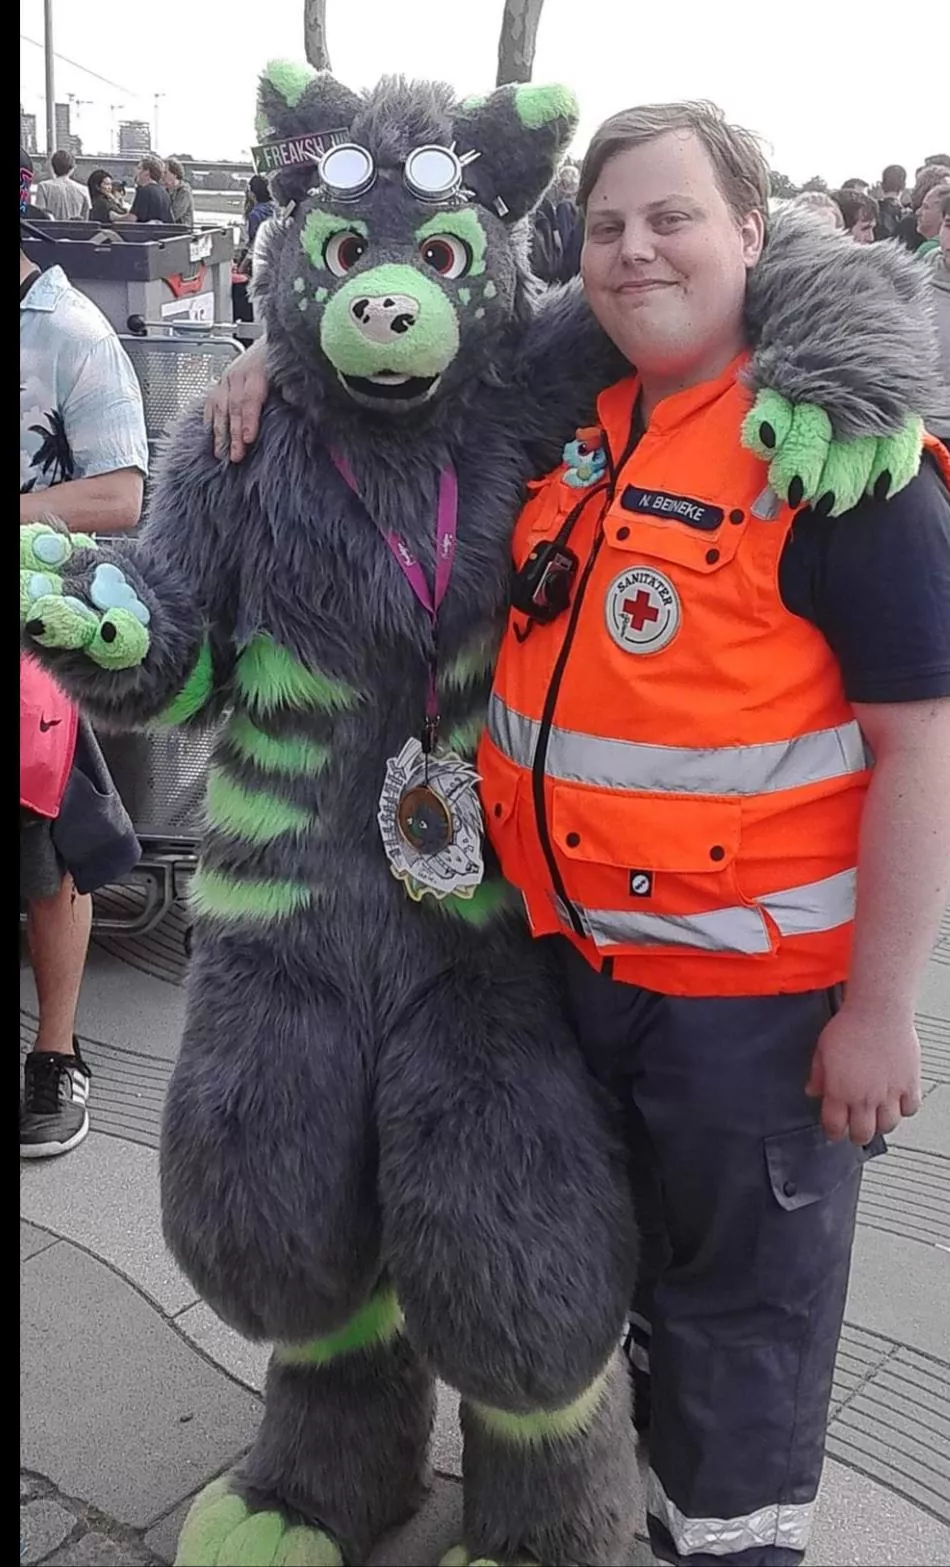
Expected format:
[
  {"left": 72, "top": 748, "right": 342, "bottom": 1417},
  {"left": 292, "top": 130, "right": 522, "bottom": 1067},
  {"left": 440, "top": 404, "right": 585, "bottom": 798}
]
[
  {"left": 300, "top": 211, "right": 369, "bottom": 272},
  {"left": 262, "top": 59, "right": 314, "bottom": 109},
  {"left": 470, "top": 1367, "right": 608, "bottom": 1445},
  {"left": 254, "top": 110, "right": 274, "bottom": 142},
  {"left": 228, "top": 712, "right": 330, "bottom": 776},
  {"left": 86, "top": 608, "right": 150, "bottom": 671},
  {"left": 174, "top": 1478, "right": 343, "bottom": 1567},
  {"left": 442, "top": 631, "right": 499, "bottom": 693},
  {"left": 513, "top": 83, "right": 579, "bottom": 130},
  {"left": 416, "top": 210, "right": 487, "bottom": 276},
  {"left": 298, "top": 299, "right": 308, "bottom": 313},
  {"left": 439, "top": 879, "right": 514, "bottom": 926},
  {"left": 444, "top": 715, "right": 485, "bottom": 757},
  {"left": 190, "top": 868, "right": 312, "bottom": 923},
  {"left": 274, "top": 1529, "right": 343, "bottom": 1566},
  {"left": 767, "top": 403, "right": 832, "bottom": 504},
  {"left": 206, "top": 767, "right": 313, "bottom": 843},
  {"left": 154, "top": 640, "right": 214, "bottom": 726},
  {"left": 812, "top": 435, "right": 878, "bottom": 517},
  {"left": 458, "top": 287, "right": 471, "bottom": 306},
  {"left": 235, "top": 634, "right": 358, "bottom": 716},
  {"left": 475, "top": 308, "right": 485, "bottom": 320},
  {"left": 275, "top": 1289, "right": 404, "bottom": 1367},
  {"left": 25, "top": 592, "right": 96, "bottom": 649},
  {"left": 460, "top": 94, "right": 487, "bottom": 111},
  {"left": 321, "top": 264, "right": 460, "bottom": 378},
  {"left": 482, "top": 281, "right": 497, "bottom": 300},
  {"left": 293, "top": 277, "right": 305, "bottom": 293},
  {"left": 315, "top": 286, "right": 329, "bottom": 303}
]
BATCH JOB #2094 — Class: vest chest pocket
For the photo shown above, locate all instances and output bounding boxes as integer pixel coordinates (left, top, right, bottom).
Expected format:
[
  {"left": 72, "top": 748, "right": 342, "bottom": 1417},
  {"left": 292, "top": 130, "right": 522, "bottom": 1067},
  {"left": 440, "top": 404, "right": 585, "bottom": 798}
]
[{"left": 603, "top": 496, "right": 749, "bottom": 575}]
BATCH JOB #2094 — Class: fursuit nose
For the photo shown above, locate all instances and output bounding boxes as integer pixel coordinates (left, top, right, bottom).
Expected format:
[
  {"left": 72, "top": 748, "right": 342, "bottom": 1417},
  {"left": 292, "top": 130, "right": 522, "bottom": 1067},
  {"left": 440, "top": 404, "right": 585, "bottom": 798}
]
[{"left": 349, "top": 293, "right": 420, "bottom": 342}]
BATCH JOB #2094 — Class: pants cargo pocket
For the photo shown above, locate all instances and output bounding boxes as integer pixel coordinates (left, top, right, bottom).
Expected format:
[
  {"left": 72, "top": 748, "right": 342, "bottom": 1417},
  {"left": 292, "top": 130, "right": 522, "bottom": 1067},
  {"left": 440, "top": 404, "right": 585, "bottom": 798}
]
[{"left": 758, "top": 1123, "right": 886, "bottom": 1308}]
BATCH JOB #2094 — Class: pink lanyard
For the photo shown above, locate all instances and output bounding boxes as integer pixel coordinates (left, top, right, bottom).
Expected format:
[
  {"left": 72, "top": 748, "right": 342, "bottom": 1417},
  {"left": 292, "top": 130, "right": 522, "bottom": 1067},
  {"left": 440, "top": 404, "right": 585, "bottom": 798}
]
[{"left": 331, "top": 451, "right": 459, "bottom": 748}]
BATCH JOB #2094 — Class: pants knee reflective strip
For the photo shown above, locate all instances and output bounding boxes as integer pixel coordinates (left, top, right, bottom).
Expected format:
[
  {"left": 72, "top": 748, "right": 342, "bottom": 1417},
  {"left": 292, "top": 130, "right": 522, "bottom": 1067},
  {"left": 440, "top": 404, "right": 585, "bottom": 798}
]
[{"left": 647, "top": 1472, "right": 815, "bottom": 1559}]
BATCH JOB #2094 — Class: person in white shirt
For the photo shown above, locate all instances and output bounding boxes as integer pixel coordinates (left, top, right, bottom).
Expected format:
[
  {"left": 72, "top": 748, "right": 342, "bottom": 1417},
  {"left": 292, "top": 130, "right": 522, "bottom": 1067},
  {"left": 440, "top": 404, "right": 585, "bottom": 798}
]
[{"left": 34, "top": 150, "right": 91, "bottom": 221}]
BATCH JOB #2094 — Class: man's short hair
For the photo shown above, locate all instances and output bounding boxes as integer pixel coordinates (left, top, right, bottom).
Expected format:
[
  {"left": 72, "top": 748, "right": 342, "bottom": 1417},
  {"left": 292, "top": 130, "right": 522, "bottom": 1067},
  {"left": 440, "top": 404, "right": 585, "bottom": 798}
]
[
  {"left": 578, "top": 101, "right": 769, "bottom": 221},
  {"left": 911, "top": 164, "right": 950, "bottom": 210},
  {"left": 165, "top": 157, "right": 184, "bottom": 182},
  {"left": 833, "top": 188, "right": 879, "bottom": 230},
  {"left": 140, "top": 155, "right": 164, "bottom": 183},
  {"left": 50, "top": 149, "right": 74, "bottom": 178},
  {"left": 840, "top": 177, "right": 868, "bottom": 192},
  {"left": 881, "top": 164, "right": 906, "bottom": 193},
  {"left": 925, "top": 155, "right": 950, "bottom": 169}
]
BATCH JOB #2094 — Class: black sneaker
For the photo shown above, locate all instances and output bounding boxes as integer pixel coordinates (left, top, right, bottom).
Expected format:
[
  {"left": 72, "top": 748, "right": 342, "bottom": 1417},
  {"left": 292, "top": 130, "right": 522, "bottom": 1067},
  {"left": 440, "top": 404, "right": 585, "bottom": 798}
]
[{"left": 20, "top": 1044, "right": 92, "bottom": 1159}]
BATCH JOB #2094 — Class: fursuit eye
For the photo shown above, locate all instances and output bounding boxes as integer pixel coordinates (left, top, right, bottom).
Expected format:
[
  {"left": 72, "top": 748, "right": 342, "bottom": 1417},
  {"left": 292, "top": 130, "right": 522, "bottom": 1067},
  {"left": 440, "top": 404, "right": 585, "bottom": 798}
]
[
  {"left": 324, "top": 231, "right": 368, "bottom": 276},
  {"left": 419, "top": 234, "right": 471, "bottom": 280}
]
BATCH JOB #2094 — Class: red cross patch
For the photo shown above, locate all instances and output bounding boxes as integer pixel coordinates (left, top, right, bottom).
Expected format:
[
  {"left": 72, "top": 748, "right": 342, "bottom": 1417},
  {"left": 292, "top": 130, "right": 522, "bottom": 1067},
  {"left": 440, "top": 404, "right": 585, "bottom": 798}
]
[{"left": 605, "top": 566, "right": 680, "bottom": 654}]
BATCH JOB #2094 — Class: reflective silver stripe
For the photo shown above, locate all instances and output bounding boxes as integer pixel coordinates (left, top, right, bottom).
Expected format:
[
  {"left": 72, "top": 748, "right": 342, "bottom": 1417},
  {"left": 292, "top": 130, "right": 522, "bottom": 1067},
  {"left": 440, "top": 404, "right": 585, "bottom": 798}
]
[
  {"left": 761, "top": 869, "right": 857, "bottom": 936},
  {"left": 578, "top": 903, "right": 772, "bottom": 955},
  {"left": 487, "top": 694, "right": 868, "bottom": 797},
  {"left": 569, "top": 871, "right": 857, "bottom": 955},
  {"left": 647, "top": 1470, "right": 815, "bottom": 1557}
]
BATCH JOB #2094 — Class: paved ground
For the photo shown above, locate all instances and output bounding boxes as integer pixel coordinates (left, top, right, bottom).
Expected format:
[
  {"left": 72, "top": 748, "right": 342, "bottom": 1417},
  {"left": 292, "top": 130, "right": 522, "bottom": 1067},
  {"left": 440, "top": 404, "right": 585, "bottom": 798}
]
[{"left": 20, "top": 889, "right": 950, "bottom": 1566}]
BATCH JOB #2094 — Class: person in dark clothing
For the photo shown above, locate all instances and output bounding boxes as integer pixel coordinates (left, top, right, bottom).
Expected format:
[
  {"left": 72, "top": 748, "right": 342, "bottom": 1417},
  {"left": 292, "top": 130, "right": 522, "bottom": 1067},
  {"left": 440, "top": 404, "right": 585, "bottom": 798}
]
[
  {"left": 874, "top": 163, "right": 906, "bottom": 241},
  {"left": 87, "top": 168, "right": 127, "bottom": 226},
  {"left": 246, "top": 174, "right": 275, "bottom": 249},
  {"left": 130, "top": 155, "right": 173, "bottom": 224}
]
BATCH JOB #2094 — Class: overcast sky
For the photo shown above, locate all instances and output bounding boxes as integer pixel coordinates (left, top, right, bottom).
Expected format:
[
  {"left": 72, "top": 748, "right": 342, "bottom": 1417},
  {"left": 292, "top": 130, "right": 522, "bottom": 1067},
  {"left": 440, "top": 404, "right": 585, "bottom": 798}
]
[{"left": 20, "top": 0, "right": 946, "bottom": 185}]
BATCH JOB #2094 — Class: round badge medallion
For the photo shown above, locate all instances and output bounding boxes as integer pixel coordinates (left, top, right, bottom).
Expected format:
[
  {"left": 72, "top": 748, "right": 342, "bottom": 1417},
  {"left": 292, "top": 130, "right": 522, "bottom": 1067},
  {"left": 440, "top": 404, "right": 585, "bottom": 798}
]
[
  {"left": 605, "top": 566, "right": 681, "bottom": 655},
  {"left": 396, "top": 783, "right": 454, "bottom": 856}
]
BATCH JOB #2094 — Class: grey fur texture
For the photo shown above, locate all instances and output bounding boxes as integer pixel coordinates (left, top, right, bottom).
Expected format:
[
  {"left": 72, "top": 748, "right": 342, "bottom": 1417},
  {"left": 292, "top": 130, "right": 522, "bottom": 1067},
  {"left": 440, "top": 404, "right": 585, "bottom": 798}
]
[
  {"left": 22, "top": 63, "right": 944, "bottom": 1567},
  {"left": 745, "top": 208, "right": 945, "bottom": 438}
]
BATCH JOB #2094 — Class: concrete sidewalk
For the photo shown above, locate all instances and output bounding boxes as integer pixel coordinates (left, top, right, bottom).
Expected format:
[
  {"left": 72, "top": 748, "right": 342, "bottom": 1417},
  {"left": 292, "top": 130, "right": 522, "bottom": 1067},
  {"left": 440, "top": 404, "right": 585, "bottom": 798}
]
[{"left": 20, "top": 892, "right": 950, "bottom": 1566}]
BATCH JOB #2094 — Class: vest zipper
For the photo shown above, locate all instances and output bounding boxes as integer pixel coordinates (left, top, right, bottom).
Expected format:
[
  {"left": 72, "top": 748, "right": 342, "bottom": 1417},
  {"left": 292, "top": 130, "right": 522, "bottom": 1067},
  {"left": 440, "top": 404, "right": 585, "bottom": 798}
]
[{"left": 528, "top": 407, "right": 644, "bottom": 940}]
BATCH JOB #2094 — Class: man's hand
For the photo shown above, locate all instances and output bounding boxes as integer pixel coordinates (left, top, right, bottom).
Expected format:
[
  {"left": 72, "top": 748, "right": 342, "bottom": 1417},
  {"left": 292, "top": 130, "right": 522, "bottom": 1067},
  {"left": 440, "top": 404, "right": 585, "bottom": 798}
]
[
  {"left": 806, "top": 999, "right": 922, "bottom": 1145},
  {"left": 203, "top": 337, "right": 269, "bottom": 463}
]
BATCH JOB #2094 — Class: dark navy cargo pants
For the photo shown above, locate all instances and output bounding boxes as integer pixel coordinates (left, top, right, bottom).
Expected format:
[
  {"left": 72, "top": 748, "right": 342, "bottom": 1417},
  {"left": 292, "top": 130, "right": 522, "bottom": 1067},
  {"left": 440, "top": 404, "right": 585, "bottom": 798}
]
[{"left": 555, "top": 940, "right": 885, "bottom": 1567}]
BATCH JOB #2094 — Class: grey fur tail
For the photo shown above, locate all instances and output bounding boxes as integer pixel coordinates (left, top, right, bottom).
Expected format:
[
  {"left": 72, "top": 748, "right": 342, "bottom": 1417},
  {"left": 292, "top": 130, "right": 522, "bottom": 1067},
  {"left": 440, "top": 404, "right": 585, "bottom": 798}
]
[{"left": 744, "top": 208, "right": 947, "bottom": 439}]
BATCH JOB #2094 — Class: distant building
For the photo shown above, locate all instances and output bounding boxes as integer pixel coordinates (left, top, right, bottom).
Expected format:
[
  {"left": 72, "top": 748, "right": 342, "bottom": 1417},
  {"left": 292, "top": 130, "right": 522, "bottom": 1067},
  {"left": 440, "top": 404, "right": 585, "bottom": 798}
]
[
  {"left": 20, "top": 109, "right": 37, "bottom": 154},
  {"left": 119, "top": 120, "right": 152, "bottom": 157},
  {"left": 52, "top": 102, "right": 82, "bottom": 158}
]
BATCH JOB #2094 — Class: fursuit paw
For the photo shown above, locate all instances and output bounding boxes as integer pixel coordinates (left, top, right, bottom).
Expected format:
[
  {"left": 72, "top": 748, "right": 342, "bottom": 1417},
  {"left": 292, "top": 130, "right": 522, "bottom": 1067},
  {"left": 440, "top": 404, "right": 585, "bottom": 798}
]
[
  {"left": 20, "top": 523, "right": 150, "bottom": 670},
  {"left": 175, "top": 1475, "right": 343, "bottom": 1567},
  {"left": 742, "top": 392, "right": 924, "bottom": 517}
]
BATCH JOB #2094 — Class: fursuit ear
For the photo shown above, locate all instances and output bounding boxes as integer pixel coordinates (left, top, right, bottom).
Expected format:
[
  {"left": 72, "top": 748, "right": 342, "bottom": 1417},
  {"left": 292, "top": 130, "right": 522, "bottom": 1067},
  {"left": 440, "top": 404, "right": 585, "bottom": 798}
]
[
  {"left": 453, "top": 83, "right": 579, "bottom": 224},
  {"left": 256, "top": 59, "right": 363, "bottom": 205}
]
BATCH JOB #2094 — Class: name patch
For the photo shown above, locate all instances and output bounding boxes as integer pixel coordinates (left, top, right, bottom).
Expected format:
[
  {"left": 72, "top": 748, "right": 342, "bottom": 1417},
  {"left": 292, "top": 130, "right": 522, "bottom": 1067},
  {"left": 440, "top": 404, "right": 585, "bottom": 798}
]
[
  {"left": 621, "top": 486, "right": 723, "bottom": 532},
  {"left": 251, "top": 130, "right": 350, "bottom": 176}
]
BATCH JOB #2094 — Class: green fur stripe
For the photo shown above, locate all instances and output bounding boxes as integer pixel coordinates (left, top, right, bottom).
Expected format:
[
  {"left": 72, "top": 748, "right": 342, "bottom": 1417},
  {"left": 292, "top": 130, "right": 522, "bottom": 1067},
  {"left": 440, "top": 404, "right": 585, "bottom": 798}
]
[
  {"left": 263, "top": 58, "right": 314, "bottom": 108},
  {"left": 438, "top": 879, "right": 514, "bottom": 925},
  {"left": 206, "top": 767, "right": 314, "bottom": 843},
  {"left": 275, "top": 1289, "right": 404, "bottom": 1367},
  {"left": 444, "top": 715, "right": 485, "bottom": 758},
  {"left": 469, "top": 1368, "right": 608, "bottom": 1445},
  {"left": 153, "top": 640, "right": 214, "bottom": 727},
  {"left": 442, "top": 632, "right": 499, "bottom": 693},
  {"left": 513, "top": 83, "right": 579, "bottom": 130},
  {"left": 235, "top": 634, "right": 359, "bottom": 717},
  {"left": 189, "top": 867, "right": 312, "bottom": 923},
  {"left": 228, "top": 712, "right": 330, "bottom": 777}
]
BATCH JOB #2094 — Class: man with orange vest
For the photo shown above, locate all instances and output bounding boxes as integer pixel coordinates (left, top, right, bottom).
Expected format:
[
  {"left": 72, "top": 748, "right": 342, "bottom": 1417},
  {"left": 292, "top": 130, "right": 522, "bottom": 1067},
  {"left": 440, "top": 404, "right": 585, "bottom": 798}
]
[{"left": 479, "top": 106, "right": 950, "bottom": 1565}]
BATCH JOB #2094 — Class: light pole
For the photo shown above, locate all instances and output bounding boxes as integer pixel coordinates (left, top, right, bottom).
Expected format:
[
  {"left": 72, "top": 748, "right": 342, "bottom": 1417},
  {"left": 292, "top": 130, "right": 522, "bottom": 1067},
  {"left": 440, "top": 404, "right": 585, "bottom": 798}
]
[{"left": 43, "top": 0, "right": 55, "bottom": 158}]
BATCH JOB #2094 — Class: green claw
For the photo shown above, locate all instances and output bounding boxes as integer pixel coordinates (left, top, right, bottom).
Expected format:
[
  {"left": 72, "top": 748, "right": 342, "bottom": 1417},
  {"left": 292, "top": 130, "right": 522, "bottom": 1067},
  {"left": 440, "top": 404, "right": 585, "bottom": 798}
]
[
  {"left": 766, "top": 402, "right": 832, "bottom": 507},
  {"left": 742, "top": 389, "right": 794, "bottom": 459},
  {"left": 24, "top": 592, "right": 99, "bottom": 651},
  {"left": 811, "top": 434, "right": 878, "bottom": 518},
  {"left": 866, "top": 416, "right": 923, "bottom": 503},
  {"left": 174, "top": 1475, "right": 343, "bottom": 1567},
  {"left": 85, "top": 606, "right": 150, "bottom": 670},
  {"left": 21, "top": 522, "right": 73, "bottom": 572},
  {"left": 21, "top": 568, "right": 64, "bottom": 624}
]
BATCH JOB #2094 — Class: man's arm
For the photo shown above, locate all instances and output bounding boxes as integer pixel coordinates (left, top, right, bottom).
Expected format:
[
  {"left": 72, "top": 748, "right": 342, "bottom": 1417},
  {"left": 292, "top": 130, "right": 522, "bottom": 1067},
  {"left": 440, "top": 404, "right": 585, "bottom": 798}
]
[
  {"left": 20, "top": 469, "right": 143, "bottom": 533},
  {"left": 807, "top": 696, "right": 950, "bottom": 1144}
]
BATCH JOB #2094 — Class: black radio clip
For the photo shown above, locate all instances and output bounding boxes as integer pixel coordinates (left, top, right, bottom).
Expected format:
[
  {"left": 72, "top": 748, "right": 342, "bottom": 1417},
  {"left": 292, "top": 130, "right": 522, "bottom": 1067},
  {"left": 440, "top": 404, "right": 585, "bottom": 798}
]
[{"left": 511, "top": 539, "right": 579, "bottom": 624}]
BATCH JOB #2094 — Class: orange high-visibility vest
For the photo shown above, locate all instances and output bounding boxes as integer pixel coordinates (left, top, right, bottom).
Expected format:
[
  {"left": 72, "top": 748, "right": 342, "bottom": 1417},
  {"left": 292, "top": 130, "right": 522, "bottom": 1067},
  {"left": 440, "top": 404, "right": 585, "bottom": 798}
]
[{"left": 479, "top": 358, "right": 950, "bottom": 997}]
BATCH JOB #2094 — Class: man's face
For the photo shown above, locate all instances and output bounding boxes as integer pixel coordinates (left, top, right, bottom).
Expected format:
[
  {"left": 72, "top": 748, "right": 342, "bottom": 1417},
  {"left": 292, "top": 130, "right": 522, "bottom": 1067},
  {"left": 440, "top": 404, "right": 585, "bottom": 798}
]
[
  {"left": 940, "top": 210, "right": 950, "bottom": 262},
  {"left": 162, "top": 170, "right": 177, "bottom": 192},
  {"left": 581, "top": 130, "right": 764, "bottom": 380},
  {"left": 850, "top": 215, "right": 875, "bottom": 244},
  {"left": 136, "top": 165, "right": 150, "bottom": 187},
  {"left": 918, "top": 187, "right": 947, "bottom": 239}
]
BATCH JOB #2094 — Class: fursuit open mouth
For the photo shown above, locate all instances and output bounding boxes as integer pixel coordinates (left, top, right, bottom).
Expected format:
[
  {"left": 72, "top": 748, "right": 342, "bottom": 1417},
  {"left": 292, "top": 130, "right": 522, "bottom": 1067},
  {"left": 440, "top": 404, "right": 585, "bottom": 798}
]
[{"left": 339, "top": 370, "right": 441, "bottom": 402}]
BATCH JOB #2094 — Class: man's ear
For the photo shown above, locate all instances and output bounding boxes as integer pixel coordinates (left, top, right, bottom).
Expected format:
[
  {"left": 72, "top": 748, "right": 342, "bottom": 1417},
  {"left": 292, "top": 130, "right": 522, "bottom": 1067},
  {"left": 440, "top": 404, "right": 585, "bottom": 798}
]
[
  {"left": 256, "top": 59, "right": 363, "bottom": 206},
  {"left": 453, "top": 83, "right": 579, "bottom": 223}
]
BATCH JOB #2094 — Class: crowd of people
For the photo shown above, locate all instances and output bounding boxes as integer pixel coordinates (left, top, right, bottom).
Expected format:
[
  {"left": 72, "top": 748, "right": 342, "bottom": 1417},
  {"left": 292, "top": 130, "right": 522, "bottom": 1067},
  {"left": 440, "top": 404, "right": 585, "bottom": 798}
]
[{"left": 28, "top": 146, "right": 195, "bottom": 227}]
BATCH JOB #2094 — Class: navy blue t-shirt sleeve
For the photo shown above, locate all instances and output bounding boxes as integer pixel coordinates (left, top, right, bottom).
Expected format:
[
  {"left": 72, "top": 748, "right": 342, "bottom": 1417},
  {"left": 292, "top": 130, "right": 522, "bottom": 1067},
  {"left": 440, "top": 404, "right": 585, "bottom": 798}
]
[{"left": 779, "top": 454, "right": 950, "bottom": 703}]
